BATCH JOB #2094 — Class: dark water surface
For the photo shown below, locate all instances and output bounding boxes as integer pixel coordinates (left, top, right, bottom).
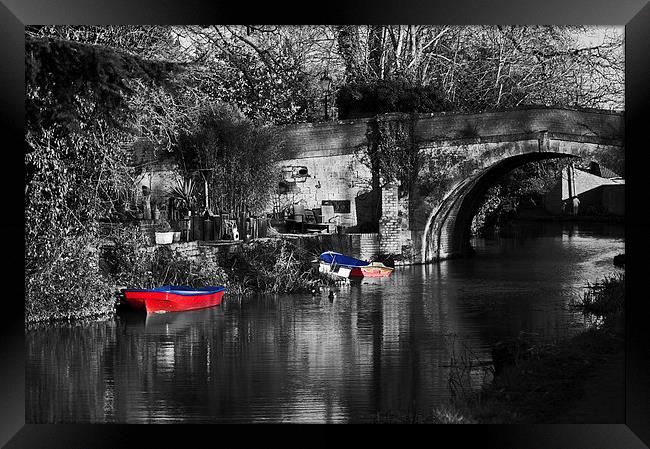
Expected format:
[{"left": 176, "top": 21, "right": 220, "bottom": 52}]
[{"left": 26, "top": 221, "right": 624, "bottom": 423}]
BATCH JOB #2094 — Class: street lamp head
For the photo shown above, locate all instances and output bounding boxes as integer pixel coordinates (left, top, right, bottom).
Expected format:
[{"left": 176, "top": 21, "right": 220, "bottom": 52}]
[{"left": 319, "top": 71, "right": 332, "bottom": 93}]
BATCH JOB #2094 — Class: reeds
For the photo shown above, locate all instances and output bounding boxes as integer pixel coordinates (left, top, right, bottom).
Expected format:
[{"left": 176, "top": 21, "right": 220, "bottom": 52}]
[
  {"left": 223, "top": 238, "right": 334, "bottom": 295},
  {"left": 572, "top": 272, "right": 625, "bottom": 318}
]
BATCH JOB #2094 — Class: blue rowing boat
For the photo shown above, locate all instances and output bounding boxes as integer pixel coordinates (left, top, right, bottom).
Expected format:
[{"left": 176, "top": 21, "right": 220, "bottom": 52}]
[{"left": 318, "top": 251, "right": 393, "bottom": 278}]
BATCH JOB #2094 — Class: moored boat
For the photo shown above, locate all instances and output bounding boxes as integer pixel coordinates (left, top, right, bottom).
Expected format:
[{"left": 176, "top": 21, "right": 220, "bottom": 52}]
[
  {"left": 123, "top": 285, "right": 227, "bottom": 314},
  {"left": 318, "top": 251, "right": 394, "bottom": 278}
]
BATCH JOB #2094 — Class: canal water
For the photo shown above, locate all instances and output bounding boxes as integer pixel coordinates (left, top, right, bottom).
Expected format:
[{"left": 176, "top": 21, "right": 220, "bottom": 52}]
[{"left": 26, "top": 221, "right": 624, "bottom": 423}]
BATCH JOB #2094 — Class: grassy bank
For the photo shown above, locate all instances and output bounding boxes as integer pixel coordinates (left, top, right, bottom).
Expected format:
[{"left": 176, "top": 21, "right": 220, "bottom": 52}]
[{"left": 376, "top": 271, "right": 625, "bottom": 424}]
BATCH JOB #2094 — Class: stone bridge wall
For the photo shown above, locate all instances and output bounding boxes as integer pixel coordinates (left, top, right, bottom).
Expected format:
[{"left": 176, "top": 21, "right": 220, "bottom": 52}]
[{"left": 278, "top": 107, "right": 624, "bottom": 264}]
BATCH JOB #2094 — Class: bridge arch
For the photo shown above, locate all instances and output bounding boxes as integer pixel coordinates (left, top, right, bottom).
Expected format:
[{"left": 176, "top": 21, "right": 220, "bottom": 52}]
[{"left": 420, "top": 140, "right": 617, "bottom": 263}]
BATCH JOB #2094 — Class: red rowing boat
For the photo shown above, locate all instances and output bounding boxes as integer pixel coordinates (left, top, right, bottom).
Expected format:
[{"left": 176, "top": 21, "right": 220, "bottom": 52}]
[{"left": 123, "top": 285, "right": 227, "bottom": 314}]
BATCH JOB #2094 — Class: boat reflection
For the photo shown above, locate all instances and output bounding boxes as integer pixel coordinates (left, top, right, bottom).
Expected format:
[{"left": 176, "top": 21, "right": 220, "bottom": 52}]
[{"left": 118, "top": 306, "right": 226, "bottom": 334}]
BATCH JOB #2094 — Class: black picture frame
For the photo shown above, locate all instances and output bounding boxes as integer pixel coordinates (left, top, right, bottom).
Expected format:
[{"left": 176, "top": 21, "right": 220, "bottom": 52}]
[{"left": 4, "top": 1, "right": 649, "bottom": 447}]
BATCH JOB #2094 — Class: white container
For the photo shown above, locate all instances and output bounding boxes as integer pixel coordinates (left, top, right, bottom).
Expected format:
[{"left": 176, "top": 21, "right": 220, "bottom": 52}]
[{"left": 155, "top": 231, "right": 174, "bottom": 244}]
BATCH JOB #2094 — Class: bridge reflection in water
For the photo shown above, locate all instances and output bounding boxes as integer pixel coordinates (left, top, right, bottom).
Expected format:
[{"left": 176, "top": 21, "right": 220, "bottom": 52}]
[{"left": 26, "top": 222, "right": 624, "bottom": 423}]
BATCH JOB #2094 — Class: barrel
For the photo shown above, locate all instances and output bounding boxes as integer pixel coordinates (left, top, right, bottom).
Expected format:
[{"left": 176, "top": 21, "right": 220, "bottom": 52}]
[
  {"left": 213, "top": 215, "right": 222, "bottom": 240},
  {"left": 203, "top": 219, "right": 214, "bottom": 241},
  {"left": 192, "top": 215, "right": 204, "bottom": 241},
  {"left": 180, "top": 217, "right": 192, "bottom": 241}
]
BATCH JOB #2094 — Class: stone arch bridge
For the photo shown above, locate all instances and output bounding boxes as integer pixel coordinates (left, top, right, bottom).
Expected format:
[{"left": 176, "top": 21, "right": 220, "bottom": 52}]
[{"left": 275, "top": 107, "right": 624, "bottom": 264}]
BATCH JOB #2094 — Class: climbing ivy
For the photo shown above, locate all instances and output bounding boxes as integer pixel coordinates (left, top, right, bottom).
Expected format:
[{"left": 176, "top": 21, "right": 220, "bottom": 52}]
[{"left": 362, "top": 113, "right": 420, "bottom": 197}]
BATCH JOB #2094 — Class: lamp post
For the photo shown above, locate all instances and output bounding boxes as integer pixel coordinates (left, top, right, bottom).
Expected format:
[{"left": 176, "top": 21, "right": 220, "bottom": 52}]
[{"left": 319, "top": 71, "right": 332, "bottom": 121}]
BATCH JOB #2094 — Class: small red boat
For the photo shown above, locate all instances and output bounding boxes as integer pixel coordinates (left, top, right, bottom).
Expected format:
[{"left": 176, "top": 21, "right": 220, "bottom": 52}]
[
  {"left": 123, "top": 285, "right": 227, "bottom": 314},
  {"left": 318, "top": 251, "right": 394, "bottom": 278}
]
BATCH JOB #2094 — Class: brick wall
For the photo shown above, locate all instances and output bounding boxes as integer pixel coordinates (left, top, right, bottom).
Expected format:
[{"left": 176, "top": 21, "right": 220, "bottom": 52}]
[
  {"left": 379, "top": 184, "right": 401, "bottom": 255},
  {"left": 357, "top": 233, "right": 380, "bottom": 261}
]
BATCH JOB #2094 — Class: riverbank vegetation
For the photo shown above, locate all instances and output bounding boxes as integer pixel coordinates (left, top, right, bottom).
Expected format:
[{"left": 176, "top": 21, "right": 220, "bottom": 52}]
[
  {"left": 25, "top": 35, "right": 179, "bottom": 325},
  {"left": 376, "top": 272, "right": 625, "bottom": 424},
  {"left": 26, "top": 228, "right": 331, "bottom": 326},
  {"left": 101, "top": 232, "right": 330, "bottom": 303},
  {"left": 105, "top": 230, "right": 328, "bottom": 290},
  {"left": 471, "top": 159, "right": 574, "bottom": 236},
  {"left": 572, "top": 272, "right": 625, "bottom": 319}
]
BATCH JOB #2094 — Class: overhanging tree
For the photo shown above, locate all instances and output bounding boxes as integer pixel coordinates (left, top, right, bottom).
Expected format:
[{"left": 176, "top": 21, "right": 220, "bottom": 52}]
[{"left": 174, "top": 105, "right": 288, "bottom": 218}]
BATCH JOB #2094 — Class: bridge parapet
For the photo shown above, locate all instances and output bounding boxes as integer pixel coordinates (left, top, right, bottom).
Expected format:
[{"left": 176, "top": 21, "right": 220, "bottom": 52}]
[{"left": 277, "top": 107, "right": 624, "bottom": 160}]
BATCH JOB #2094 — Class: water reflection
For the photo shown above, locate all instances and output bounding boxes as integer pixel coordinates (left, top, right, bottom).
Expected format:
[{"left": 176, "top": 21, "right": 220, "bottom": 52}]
[{"left": 26, "top": 221, "right": 624, "bottom": 423}]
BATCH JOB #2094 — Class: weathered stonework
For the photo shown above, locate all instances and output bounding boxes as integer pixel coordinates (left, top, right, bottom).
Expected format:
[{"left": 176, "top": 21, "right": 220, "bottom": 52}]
[
  {"left": 275, "top": 153, "right": 372, "bottom": 228},
  {"left": 278, "top": 108, "right": 624, "bottom": 264}
]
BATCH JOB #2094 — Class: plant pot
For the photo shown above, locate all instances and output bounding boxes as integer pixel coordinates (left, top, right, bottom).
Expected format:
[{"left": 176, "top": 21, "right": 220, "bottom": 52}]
[
  {"left": 173, "top": 231, "right": 181, "bottom": 242},
  {"left": 155, "top": 231, "right": 174, "bottom": 245}
]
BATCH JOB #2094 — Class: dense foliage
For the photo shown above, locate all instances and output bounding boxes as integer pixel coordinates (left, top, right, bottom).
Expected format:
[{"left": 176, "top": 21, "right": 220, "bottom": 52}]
[
  {"left": 100, "top": 230, "right": 327, "bottom": 297},
  {"left": 471, "top": 159, "right": 574, "bottom": 235},
  {"left": 28, "top": 25, "right": 625, "bottom": 126},
  {"left": 334, "top": 25, "right": 624, "bottom": 113},
  {"left": 25, "top": 35, "right": 180, "bottom": 323},
  {"left": 336, "top": 80, "right": 449, "bottom": 119},
  {"left": 361, "top": 114, "right": 420, "bottom": 196},
  {"left": 25, "top": 234, "right": 115, "bottom": 324},
  {"left": 174, "top": 105, "right": 287, "bottom": 216},
  {"left": 223, "top": 239, "right": 328, "bottom": 295}
]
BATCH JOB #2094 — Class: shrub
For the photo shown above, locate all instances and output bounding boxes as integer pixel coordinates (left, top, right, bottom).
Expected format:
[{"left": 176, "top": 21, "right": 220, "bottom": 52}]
[
  {"left": 26, "top": 234, "right": 115, "bottom": 325},
  {"left": 573, "top": 272, "right": 625, "bottom": 319},
  {"left": 224, "top": 238, "right": 328, "bottom": 294},
  {"left": 174, "top": 105, "right": 288, "bottom": 217},
  {"left": 149, "top": 246, "right": 230, "bottom": 289},
  {"left": 101, "top": 225, "right": 229, "bottom": 290},
  {"left": 100, "top": 225, "right": 153, "bottom": 288}
]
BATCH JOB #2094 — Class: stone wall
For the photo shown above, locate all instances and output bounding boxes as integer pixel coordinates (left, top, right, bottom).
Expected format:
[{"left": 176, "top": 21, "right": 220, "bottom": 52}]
[
  {"left": 281, "top": 233, "right": 379, "bottom": 261},
  {"left": 134, "top": 167, "right": 179, "bottom": 215},
  {"left": 142, "top": 241, "right": 243, "bottom": 259},
  {"left": 275, "top": 153, "right": 372, "bottom": 228},
  {"left": 131, "top": 139, "right": 180, "bottom": 217}
]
